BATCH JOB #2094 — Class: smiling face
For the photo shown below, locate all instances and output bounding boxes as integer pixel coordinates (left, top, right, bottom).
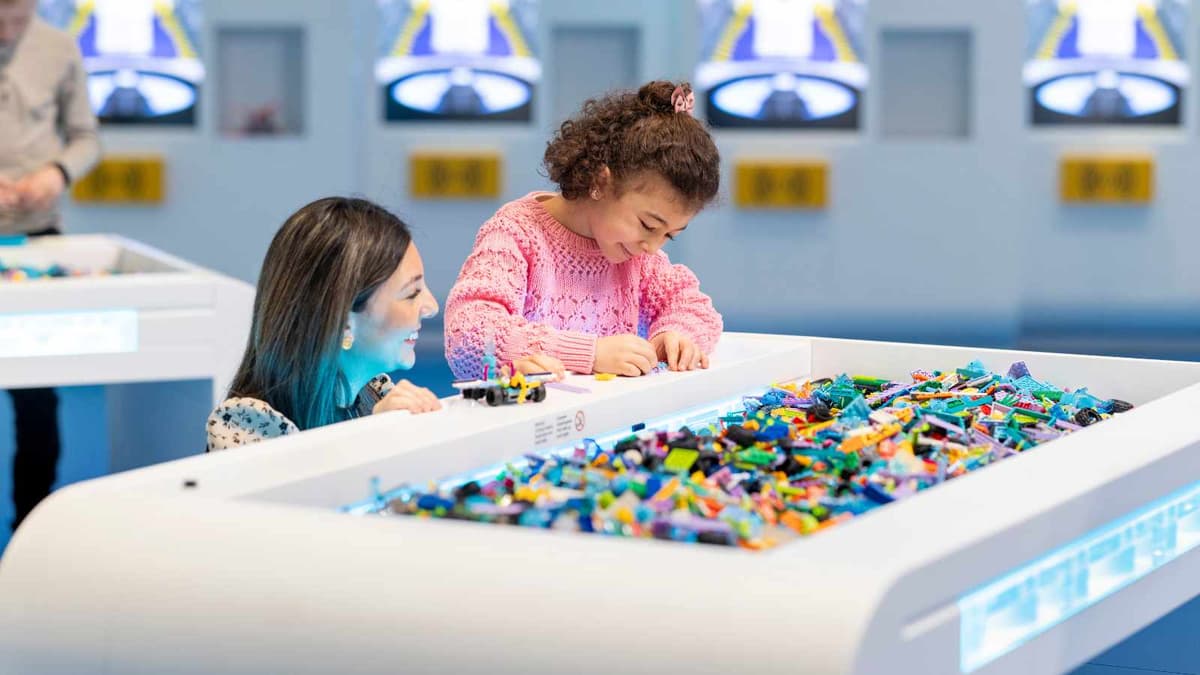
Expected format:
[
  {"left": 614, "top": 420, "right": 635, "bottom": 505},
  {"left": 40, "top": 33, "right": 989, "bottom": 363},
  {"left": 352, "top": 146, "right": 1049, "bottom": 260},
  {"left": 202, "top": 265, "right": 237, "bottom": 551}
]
[
  {"left": 345, "top": 242, "right": 438, "bottom": 373},
  {"left": 587, "top": 171, "right": 697, "bottom": 264}
]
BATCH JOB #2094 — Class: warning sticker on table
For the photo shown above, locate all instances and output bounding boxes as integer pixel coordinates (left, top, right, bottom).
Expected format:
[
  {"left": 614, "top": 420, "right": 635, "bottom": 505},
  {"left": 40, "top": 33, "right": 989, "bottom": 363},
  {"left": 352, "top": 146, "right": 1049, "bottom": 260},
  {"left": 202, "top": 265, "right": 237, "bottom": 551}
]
[{"left": 534, "top": 412, "right": 579, "bottom": 447}]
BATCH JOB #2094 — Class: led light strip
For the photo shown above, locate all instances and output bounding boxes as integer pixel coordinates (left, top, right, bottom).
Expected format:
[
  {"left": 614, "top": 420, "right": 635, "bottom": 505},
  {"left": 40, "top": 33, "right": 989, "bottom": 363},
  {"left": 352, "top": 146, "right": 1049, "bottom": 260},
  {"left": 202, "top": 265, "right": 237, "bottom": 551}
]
[
  {"left": 959, "top": 479, "right": 1200, "bottom": 673},
  {"left": 0, "top": 309, "right": 138, "bottom": 359}
]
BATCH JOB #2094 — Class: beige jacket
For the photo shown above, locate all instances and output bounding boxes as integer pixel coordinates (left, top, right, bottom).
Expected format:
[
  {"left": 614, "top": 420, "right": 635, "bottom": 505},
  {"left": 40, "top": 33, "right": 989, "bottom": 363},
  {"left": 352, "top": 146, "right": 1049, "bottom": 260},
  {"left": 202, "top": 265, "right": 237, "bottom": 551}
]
[{"left": 0, "top": 18, "right": 100, "bottom": 234}]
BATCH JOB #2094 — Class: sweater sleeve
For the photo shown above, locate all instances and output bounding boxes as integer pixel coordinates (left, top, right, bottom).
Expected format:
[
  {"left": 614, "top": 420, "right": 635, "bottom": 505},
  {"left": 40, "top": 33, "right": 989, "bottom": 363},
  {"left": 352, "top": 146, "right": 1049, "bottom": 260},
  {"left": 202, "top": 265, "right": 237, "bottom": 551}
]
[
  {"left": 54, "top": 39, "right": 100, "bottom": 183},
  {"left": 639, "top": 251, "right": 723, "bottom": 353},
  {"left": 444, "top": 218, "right": 597, "bottom": 379}
]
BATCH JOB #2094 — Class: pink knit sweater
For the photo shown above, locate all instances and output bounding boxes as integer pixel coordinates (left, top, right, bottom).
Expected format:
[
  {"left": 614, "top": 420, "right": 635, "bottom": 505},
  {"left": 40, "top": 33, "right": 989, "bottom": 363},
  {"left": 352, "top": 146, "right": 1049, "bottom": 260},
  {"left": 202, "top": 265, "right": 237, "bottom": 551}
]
[{"left": 444, "top": 192, "right": 723, "bottom": 379}]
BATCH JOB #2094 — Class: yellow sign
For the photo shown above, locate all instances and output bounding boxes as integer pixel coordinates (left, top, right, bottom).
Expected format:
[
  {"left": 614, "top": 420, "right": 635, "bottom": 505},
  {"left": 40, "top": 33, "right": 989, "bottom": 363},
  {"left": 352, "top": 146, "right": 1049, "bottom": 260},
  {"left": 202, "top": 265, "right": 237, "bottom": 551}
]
[
  {"left": 71, "top": 156, "right": 166, "bottom": 204},
  {"left": 411, "top": 153, "right": 501, "bottom": 200},
  {"left": 735, "top": 160, "right": 828, "bottom": 209},
  {"left": 1060, "top": 155, "right": 1154, "bottom": 204}
]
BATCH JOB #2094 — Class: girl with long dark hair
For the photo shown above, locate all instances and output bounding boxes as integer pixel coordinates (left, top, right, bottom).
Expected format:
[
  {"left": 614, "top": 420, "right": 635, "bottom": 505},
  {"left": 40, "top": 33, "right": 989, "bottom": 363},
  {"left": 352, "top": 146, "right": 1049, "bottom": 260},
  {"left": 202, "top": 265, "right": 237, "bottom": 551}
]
[
  {"left": 208, "top": 198, "right": 437, "bottom": 450},
  {"left": 209, "top": 197, "right": 565, "bottom": 451},
  {"left": 207, "top": 197, "right": 441, "bottom": 450}
]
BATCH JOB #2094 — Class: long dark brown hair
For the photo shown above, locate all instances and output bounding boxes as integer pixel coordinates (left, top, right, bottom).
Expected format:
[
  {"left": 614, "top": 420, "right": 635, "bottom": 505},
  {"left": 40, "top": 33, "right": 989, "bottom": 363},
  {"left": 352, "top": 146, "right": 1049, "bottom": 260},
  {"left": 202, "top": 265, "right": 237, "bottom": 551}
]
[{"left": 228, "top": 197, "right": 413, "bottom": 430}]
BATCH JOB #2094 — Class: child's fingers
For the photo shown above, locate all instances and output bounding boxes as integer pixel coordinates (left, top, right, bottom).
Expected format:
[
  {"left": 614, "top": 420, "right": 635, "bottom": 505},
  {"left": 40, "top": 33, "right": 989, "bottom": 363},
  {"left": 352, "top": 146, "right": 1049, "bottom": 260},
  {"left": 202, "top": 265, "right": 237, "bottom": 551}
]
[
  {"left": 516, "top": 355, "right": 557, "bottom": 380},
  {"left": 619, "top": 361, "right": 643, "bottom": 377},
  {"left": 663, "top": 333, "right": 681, "bottom": 370},
  {"left": 677, "top": 339, "right": 691, "bottom": 371},
  {"left": 529, "top": 354, "right": 566, "bottom": 380},
  {"left": 631, "top": 351, "right": 654, "bottom": 375},
  {"left": 634, "top": 341, "right": 657, "bottom": 367},
  {"left": 699, "top": 353, "right": 710, "bottom": 369}
]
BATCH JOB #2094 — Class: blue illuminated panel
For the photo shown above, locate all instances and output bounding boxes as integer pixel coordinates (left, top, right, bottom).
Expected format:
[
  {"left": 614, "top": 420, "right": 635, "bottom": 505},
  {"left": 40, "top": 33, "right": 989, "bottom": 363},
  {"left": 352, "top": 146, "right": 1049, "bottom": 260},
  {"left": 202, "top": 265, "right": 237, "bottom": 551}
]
[
  {"left": 959, "top": 480, "right": 1200, "bottom": 672},
  {"left": 0, "top": 309, "right": 139, "bottom": 358}
]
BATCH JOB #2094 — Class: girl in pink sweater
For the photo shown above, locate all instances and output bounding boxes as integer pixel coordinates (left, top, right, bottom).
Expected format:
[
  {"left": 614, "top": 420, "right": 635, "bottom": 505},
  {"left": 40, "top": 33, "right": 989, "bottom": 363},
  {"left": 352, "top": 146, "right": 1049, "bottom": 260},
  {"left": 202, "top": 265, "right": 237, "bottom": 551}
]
[{"left": 444, "top": 80, "right": 723, "bottom": 379}]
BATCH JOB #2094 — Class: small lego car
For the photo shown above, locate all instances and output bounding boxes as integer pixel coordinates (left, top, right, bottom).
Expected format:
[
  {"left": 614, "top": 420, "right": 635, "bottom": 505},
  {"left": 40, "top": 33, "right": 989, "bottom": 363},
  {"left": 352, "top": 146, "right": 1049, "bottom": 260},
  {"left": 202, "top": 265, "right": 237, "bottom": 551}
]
[{"left": 452, "top": 369, "right": 556, "bottom": 406}]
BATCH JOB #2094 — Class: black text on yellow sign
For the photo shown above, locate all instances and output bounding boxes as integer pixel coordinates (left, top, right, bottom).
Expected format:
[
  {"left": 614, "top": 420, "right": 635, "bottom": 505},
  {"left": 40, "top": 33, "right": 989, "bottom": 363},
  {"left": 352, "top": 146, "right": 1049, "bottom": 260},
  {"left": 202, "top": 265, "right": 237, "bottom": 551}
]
[
  {"left": 1060, "top": 155, "right": 1154, "bottom": 204},
  {"left": 71, "top": 156, "right": 166, "bottom": 204},
  {"left": 410, "top": 153, "right": 502, "bottom": 200},
  {"left": 735, "top": 161, "right": 829, "bottom": 209}
]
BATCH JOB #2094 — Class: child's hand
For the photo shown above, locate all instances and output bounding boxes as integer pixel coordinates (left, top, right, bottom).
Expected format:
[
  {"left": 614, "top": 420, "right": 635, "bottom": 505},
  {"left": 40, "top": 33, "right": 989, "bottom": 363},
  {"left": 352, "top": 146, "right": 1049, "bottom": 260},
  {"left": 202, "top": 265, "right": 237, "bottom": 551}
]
[
  {"left": 594, "top": 334, "right": 657, "bottom": 377},
  {"left": 651, "top": 331, "right": 709, "bottom": 371},
  {"left": 514, "top": 354, "right": 566, "bottom": 381},
  {"left": 373, "top": 379, "right": 442, "bottom": 415}
]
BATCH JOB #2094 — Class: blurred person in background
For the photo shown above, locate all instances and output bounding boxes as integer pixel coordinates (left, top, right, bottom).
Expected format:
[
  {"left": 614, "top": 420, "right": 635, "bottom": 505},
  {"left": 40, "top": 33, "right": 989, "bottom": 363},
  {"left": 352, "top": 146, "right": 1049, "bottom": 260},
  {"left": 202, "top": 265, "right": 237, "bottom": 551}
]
[{"left": 0, "top": 0, "right": 99, "bottom": 530}]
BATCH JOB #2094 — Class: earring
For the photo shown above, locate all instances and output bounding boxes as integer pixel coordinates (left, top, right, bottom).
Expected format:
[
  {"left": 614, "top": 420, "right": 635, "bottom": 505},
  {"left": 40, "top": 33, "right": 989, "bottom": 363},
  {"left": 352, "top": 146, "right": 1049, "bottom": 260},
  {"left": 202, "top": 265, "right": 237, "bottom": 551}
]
[
  {"left": 341, "top": 328, "right": 354, "bottom": 351},
  {"left": 590, "top": 188, "right": 601, "bottom": 200}
]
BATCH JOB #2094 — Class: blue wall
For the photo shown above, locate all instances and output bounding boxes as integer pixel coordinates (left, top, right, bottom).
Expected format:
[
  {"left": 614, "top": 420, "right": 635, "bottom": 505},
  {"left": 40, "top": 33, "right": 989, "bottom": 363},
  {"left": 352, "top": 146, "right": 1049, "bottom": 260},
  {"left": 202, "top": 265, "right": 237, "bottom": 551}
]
[{"left": 57, "top": 0, "right": 1200, "bottom": 351}]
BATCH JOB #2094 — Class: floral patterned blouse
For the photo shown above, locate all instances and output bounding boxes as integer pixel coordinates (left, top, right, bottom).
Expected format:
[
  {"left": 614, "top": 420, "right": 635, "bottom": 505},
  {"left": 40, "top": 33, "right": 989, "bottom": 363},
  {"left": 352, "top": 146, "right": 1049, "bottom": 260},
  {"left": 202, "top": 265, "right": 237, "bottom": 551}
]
[{"left": 206, "top": 375, "right": 393, "bottom": 452}]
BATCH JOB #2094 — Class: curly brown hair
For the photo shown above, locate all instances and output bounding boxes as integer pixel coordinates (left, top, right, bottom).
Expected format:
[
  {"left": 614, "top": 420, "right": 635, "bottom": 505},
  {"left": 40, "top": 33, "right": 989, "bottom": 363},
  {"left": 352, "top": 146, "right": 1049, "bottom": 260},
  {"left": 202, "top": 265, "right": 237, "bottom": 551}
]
[{"left": 543, "top": 80, "right": 721, "bottom": 211}]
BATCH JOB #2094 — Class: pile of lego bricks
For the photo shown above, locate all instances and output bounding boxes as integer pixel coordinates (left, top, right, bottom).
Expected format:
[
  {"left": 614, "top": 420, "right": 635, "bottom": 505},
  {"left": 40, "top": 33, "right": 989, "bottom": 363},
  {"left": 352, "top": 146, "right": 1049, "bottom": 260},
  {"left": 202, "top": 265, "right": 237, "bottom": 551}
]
[{"left": 371, "top": 360, "right": 1134, "bottom": 550}]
